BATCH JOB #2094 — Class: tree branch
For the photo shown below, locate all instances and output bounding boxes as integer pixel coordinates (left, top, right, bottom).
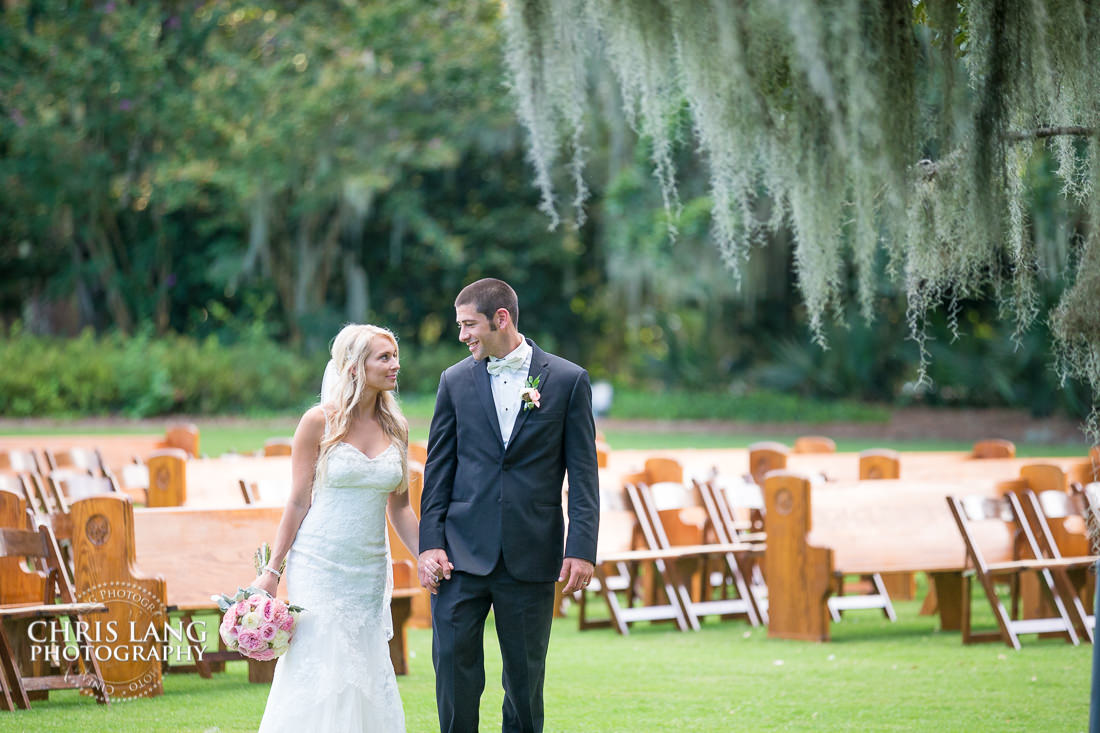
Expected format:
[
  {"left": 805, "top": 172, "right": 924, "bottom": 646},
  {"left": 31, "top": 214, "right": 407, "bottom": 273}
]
[{"left": 1005, "top": 126, "right": 1094, "bottom": 142}]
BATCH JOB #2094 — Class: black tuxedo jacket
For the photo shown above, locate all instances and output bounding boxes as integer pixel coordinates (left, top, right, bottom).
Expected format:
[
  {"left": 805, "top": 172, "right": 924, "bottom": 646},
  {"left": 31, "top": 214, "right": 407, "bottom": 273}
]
[{"left": 419, "top": 339, "right": 599, "bottom": 582}]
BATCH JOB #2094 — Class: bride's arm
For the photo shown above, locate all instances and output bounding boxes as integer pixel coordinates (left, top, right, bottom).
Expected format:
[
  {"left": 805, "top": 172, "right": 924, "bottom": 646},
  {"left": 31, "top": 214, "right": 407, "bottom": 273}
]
[
  {"left": 251, "top": 406, "right": 325, "bottom": 596},
  {"left": 386, "top": 487, "right": 419, "bottom": 557}
]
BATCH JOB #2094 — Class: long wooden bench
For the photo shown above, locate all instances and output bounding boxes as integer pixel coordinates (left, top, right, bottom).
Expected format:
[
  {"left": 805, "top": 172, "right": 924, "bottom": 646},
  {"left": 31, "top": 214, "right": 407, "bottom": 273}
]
[
  {"left": 762, "top": 470, "right": 1017, "bottom": 641},
  {"left": 66, "top": 495, "right": 421, "bottom": 692}
]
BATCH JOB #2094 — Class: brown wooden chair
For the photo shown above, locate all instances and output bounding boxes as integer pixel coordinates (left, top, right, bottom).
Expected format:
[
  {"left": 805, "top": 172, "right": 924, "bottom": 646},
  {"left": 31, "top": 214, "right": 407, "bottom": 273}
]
[
  {"left": 859, "top": 449, "right": 900, "bottom": 480},
  {"left": 43, "top": 447, "right": 107, "bottom": 477},
  {"left": 748, "top": 441, "right": 789, "bottom": 486},
  {"left": 692, "top": 478, "right": 768, "bottom": 623},
  {"left": 793, "top": 436, "right": 836, "bottom": 454},
  {"left": 0, "top": 520, "right": 110, "bottom": 710},
  {"left": 574, "top": 492, "right": 643, "bottom": 632},
  {"left": 582, "top": 506, "right": 693, "bottom": 635},
  {"left": 239, "top": 479, "right": 258, "bottom": 505},
  {"left": 161, "top": 423, "right": 200, "bottom": 458},
  {"left": 262, "top": 438, "right": 292, "bottom": 457},
  {"left": 595, "top": 441, "right": 610, "bottom": 469},
  {"left": 1015, "top": 489, "right": 1096, "bottom": 640},
  {"left": 946, "top": 493, "right": 1085, "bottom": 649},
  {"left": 408, "top": 441, "right": 428, "bottom": 466},
  {"left": 643, "top": 457, "right": 683, "bottom": 484},
  {"left": 972, "top": 439, "right": 1016, "bottom": 459},
  {"left": 48, "top": 471, "right": 120, "bottom": 502},
  {"left": 629, "top": 482, "right": 761, "bottom": 628},
  {"left": 21, "top": 474, "right": 67, "bottom": 518},
  {"left": 0, "top": 450, "right": 41, "bottom": 474}
]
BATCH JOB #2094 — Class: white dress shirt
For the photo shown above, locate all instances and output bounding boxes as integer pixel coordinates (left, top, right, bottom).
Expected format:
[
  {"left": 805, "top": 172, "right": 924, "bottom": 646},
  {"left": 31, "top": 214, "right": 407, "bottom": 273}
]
[{"left": 488, "top": 337, "right": 532, "bottom": 448}]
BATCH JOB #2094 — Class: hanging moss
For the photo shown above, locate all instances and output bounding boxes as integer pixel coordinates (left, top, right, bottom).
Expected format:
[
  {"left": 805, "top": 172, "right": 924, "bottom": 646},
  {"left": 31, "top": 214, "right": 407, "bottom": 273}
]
[{"left": 501, "top": 0, "right": 1100, "bottom": 439}]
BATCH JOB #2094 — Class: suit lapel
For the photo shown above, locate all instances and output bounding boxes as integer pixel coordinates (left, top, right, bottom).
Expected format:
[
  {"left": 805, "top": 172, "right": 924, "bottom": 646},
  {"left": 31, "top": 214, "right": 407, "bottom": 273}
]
[
  {"left": 505, "top": 340, "right": 550, "bottom": 450},
  {"left": 470, "top": 358, "right": 504, "bottom": 444}
]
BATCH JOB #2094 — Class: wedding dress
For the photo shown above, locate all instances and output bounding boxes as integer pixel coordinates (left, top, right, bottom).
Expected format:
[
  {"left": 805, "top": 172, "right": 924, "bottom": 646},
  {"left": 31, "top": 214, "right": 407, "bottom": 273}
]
[{"left": 258, "top": 441, "right": 406, "bottom": 732}]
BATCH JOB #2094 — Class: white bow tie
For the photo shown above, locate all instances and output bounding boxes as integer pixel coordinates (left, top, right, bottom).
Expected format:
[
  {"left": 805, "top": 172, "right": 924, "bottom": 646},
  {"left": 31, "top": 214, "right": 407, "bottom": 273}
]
[{"left": 487, "top": 353, "right": 525, "bottom": 376}]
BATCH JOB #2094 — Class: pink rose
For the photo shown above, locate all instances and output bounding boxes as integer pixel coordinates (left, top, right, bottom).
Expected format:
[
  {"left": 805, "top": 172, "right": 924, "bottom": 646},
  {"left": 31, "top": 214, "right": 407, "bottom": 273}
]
[
  {"left": 230, "top": 601, "right": 248, "bottom": 619},
  {"left": 277, "top": 615, "right": 295, "bottom": 632},
  {"left": 236, "top": 629, "right": 265, "bottom": 653},
  {"left": 248, "top": 593, "right": 267, "bottom": 608},
  {"left": 249, "top": 647, "right": 277, "bottom": 662},
  {"left": 521, "top": 387, "right": 541, "bottom": 408},
  {"left": 260, "top": 599, "right": 276, "bottom": 622},
  {"left": 259, "top": 623, "right": 278, "bottom": 641},
  {"left": 272, "top": 604, "right": 290, "bottom": 625}
]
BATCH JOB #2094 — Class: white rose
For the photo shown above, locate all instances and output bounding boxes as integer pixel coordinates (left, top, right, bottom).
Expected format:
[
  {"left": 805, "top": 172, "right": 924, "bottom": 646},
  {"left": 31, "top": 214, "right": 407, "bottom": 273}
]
[
  {"left": 273, "top": 630, "right": 291, "bottom": 645},
  {"left": 240, "top": 611, "right": 262, "bottom": 629}
]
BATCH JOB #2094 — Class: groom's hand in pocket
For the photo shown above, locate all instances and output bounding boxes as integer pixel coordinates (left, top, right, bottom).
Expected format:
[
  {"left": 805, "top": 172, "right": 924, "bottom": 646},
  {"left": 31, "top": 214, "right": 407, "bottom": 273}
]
[{"left": 418, "top": 548, "right": 453, "bottom": 594}]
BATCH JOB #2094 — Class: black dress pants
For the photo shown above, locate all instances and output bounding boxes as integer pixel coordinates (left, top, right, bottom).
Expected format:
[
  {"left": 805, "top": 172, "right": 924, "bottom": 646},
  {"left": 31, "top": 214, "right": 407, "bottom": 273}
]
[{"left": 431, "top": 556, "right": 556, "bottom": 733}]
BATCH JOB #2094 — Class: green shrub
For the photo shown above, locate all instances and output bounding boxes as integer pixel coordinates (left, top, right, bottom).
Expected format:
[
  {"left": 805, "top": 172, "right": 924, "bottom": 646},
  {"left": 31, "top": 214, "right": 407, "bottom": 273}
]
[{"left": 0, "top": 326, "right": 325, "bottom": 417}]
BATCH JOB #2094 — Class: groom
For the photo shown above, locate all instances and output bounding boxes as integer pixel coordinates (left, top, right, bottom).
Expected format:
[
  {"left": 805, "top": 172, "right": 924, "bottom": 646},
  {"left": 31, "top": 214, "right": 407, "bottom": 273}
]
[{"left": 418, "top": 277, "right": 600, "bottom": 733}]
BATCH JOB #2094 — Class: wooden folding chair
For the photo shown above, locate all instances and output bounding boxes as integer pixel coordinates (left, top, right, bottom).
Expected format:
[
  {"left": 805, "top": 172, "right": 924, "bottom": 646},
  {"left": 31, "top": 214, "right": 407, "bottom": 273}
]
[
  {"left": 0, "top": 450, "right": 41, "bottom": 475},
  {"left": 408, "top": 441, "right": 428, "bottom": 466},
  {"left": 0, "top": 521, "right": 110, "bottom": 710},
  {"left": 1016, "top": 489, "right": 1096, "bottom": 640},
  {"left": 48, "top": 471, "right": 120, "bottom": 503},
  {"left": 21, "top": 474, "right": 67, "bottom": 518},
  {"left": 972, "top": 439, "right": 1015, "bottom": 459},
  {"left": 576, "top": 504, "right": 643, "bottom": 632},
  {"left": 161, "top": 422, "right": 200, "bottom": 458},
  {"left": 262, "top": 438, "right": 292, "bottom": 457},
  {"left": 793, "top": 436, "right": 836, "bottom": 454},
  {"left": 692, "top": 478, "right": 768, "bottom": 623},
  {"left": 946, "top": 493, "right": 1084, "bottom": 649},
  {"left": 42, "top": 448, "right": 107, "bottom": 477},
  {"left": 629, "top": 483, "right": 761, "bottom": 628},
  {"left": 585, "top": 505, "right": 693, "bottom": 635},
  {"left": 239, "top": 479, "right": 258, "bottom": 505}
]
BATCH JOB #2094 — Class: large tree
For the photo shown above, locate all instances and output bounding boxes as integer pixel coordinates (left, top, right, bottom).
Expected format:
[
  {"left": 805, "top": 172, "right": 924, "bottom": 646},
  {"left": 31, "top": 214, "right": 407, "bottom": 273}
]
[{"left": 500, "top": 0, "right": 1100, "bottom": 434}]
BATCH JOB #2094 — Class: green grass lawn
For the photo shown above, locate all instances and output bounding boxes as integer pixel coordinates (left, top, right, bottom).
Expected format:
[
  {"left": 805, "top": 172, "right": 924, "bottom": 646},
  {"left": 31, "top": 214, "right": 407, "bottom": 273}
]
[
  {"left": 0, "top": 419, "right": 1087, "bottom": 459},
  {"left": 5, "top": 589, "right": 1092, "bottom": 732}
]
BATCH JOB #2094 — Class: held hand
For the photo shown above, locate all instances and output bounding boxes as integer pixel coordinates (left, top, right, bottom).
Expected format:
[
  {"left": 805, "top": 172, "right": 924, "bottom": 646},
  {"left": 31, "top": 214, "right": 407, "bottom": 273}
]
[
  {"left": 252, "top": 572, "right": 279, "bottom": 598},
  {"left": 418, "top": 548, "right": 453, "bottom": 594},
  {"left": 558, "top": 557, "right": 595, "bottom": 595}
]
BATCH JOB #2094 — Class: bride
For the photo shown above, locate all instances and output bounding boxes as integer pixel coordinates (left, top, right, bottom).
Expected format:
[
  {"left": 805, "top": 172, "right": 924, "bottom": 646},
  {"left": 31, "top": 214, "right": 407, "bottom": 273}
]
[{"left": 250, "top": 324, "right": 440, "bottom": 732}]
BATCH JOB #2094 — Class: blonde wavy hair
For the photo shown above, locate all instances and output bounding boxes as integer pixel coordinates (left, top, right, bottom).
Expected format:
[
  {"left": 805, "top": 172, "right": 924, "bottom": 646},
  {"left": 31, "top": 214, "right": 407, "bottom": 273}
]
[{"left": 315, "top": 324, "right": 408, "bottom": 493}]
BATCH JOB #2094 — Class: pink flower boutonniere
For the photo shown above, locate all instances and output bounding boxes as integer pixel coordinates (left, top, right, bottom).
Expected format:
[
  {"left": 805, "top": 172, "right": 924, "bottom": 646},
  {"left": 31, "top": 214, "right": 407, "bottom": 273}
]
[{"left": 521, "top": 375, "right": 541, "bottom": 411}]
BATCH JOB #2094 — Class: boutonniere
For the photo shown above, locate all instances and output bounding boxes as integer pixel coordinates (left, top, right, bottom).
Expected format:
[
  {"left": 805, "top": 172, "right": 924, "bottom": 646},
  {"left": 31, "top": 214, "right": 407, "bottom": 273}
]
[{"left": 521, "top": 375, "right": 541, "bottom": 411}]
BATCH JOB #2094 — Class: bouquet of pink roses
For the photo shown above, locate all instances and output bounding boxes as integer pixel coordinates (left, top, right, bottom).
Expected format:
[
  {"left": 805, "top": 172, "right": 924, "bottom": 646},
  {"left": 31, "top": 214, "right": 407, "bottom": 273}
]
[{"left": 211, "top": 544, "right": 304, "bottom": 662}]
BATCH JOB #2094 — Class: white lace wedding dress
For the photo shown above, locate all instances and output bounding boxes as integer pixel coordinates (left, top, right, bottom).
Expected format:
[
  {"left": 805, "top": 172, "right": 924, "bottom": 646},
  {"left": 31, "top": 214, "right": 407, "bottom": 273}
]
[{"left": 258, "top": 441, "right": 406, "bottom": 732}]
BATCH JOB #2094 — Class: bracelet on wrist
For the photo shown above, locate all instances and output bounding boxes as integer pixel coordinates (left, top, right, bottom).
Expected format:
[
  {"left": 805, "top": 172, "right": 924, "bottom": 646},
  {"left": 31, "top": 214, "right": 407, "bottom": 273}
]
[{"left": 262, "top": 566, "right": 282, "bottom": 579}]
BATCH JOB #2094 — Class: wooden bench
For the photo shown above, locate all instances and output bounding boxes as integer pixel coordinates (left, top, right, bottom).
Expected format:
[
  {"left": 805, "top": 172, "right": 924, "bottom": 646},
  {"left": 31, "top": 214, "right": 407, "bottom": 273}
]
[
  {"left": 761, "top": 471, "right": 1016, "bottom": 641},
  {"left": 142, "top": 450, "right": 292, "bottom": 508},
  {"left": 67, "top": 495, "right": 421, "bottom": 688}
]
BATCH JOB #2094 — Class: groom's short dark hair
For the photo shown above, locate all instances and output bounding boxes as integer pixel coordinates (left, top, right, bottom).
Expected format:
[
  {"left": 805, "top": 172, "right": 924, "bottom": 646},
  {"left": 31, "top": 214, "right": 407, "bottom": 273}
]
[{"left": 456, "top": 278, "right": 519, "bottom": 329}]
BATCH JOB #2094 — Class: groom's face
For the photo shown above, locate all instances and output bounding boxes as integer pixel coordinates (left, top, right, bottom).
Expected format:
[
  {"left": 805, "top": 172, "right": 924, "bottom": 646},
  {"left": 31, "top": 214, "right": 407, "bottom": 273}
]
[{"left": 456, "top": 304, "right": 506, "bottom": 361}]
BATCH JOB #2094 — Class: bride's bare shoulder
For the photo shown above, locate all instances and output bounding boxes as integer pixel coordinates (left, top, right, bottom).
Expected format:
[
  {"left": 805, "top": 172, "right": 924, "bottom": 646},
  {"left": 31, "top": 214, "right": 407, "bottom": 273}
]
[{"left": 296, "top": 405, "right": 328, "bottom": 439}]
